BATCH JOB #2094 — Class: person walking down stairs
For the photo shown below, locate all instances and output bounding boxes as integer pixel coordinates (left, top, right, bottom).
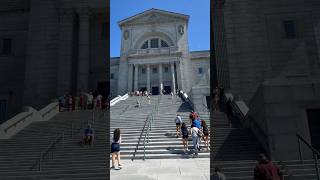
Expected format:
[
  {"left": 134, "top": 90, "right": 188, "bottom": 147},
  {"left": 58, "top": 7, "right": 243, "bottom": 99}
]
[
  {"left": 111, "top": 128, "right": 122, "bottom": 170},
  {"left": 254, "top": 153, "right": 284, "bottom": 180}
]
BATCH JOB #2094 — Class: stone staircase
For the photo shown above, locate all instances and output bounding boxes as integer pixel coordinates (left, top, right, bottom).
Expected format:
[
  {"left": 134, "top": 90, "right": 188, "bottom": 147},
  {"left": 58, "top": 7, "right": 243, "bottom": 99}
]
[
  {"left": 110, "top": 95, "right": 210, "bottom": 160},
  {"left": 210, "top": 107, "right": 320, "bottom": 179},
  {"left": 0, "top": 110, "right": 108, "bottom": 179}
]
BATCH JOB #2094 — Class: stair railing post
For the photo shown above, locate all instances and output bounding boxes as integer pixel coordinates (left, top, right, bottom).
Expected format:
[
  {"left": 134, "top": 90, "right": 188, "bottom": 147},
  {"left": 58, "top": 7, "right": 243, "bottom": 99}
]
[
  {"left": 62, "top": 132, "right": 65, "bottom": 150},
  {"left": 298, "top": 137, "right": 303, "bottom": 164},
  {"left": 71, "top": 121, "right": 74, "bottom": 139},
  {"left": 148, "top": 121, "right": 150, "bottom": 143},
  {"left": 314, "top": 153, "right": 320, "bottom": 180},
  {"left": 39, "top": 153, "right": 42, "bottom": 171},
  {"left": 143, "top": 134, "right": 146, "bottom": 160}
]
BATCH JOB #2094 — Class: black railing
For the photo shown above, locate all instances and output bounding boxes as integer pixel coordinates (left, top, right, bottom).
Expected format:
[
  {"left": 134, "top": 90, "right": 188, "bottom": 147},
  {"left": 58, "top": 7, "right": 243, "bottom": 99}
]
[
  {"left": 296, "top": 133, "right": 320, "bottom": 180},
  {"left": 224, "top": 94, "right": 270, "bottom": 156},
  {"left": 131, "top": 96, "right": 160, "bottom": 161},
  {"left": 30, "top": 132, "right": 64, "bottom": 171},
  {"left": 131, "top": 113, "right": 151, "bottom": 161}
]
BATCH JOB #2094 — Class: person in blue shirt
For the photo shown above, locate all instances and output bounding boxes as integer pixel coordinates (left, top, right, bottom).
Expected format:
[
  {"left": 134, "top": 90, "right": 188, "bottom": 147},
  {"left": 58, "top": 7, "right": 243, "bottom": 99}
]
[
  {"left": 83, "top": 124, "right": 94, "bottom": 145},
  {"left": 58, "top": 95, "right": 65, "bottom": 112},
  {"left": 192, "top": 118, "right": 202, "bottom": 129}
]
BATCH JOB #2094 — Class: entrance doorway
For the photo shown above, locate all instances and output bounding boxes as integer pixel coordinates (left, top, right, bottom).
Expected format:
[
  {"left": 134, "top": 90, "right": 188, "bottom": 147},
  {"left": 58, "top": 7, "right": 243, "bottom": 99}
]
[
  {"left": 163, "top": 86, "right": 171, "bottom": 94},
  {"left": 307, "top": 109, "right": 320, "bottom": 151},
  {"left": 97, "top": 81, "right": 108, "bottom": 98},
  {"left": 140, "top": 87, "right": 147, "bottom": 92},
  {"left": 152, "top": 87, "right": 159, "bottom": 95},
  {"left": 0, "top": 100, "right": 7, "bottom": 124}
]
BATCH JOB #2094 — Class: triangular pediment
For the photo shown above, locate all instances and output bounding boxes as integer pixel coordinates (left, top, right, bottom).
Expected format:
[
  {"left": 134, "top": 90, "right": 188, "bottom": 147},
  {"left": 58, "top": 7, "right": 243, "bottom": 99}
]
[{"left": 119, "top": 8, "right": 189, "bottom": 27}]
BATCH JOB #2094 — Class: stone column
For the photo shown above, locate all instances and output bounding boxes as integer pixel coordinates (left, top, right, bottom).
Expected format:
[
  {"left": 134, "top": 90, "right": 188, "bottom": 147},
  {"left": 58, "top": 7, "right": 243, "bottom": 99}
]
[
  {"left": 171, "top": 62, "right": 176, "bottom": 94},
  {"left": 77, "top": 8, "right": 91, "bottom": 93},
  {"left": 134, "top": 64, "right": 139, "bottom": 91},
  {"left": 57, "top": 8, "right": 74, "bottom": 96},
  {"left": 127, "top": 64, "right": 133, "bottom": 92},
  {"left": 159, "top": 64, "right": 163, "bottom": 95},
  {"left": 147, "top": 64, "right": 150, "bottom": 93}
]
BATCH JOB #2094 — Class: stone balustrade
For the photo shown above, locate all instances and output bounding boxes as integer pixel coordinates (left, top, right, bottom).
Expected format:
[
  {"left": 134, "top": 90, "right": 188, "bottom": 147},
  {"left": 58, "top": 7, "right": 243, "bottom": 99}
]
[{"left": 0, "top": 102, "right": 59, "bottom": 139}]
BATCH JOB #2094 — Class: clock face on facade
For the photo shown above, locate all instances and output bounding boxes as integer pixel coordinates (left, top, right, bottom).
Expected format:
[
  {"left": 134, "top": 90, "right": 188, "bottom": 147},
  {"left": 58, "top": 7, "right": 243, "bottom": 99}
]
[
  {"left": 123, "top": 30, "right": 129, "bottom": 40},
  {"left": 178, "top": 25, "right": 184, "bottom": 35}
]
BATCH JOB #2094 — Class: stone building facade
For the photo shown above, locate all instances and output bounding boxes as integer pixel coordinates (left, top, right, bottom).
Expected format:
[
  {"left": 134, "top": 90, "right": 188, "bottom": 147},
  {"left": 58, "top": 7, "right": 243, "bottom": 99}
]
[
  {"left": 110, "top": 9, "right": 210, "bottom": 110},
  {"left": 0, "top": 0, "right": 108, "bottom": 123},
  {"left": 214, "top": 0, "right": 320, "bottom": 159}
]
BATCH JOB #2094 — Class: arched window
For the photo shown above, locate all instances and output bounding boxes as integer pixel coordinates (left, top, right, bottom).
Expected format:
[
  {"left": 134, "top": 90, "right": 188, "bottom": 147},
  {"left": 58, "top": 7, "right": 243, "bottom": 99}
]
[
  {"left": 150, "top": 38, "right": 159, "bottom": 48},
  {"left": 161, "top": 40, "right": 168, "bottom": 47},
  {"left": 141, "top": 41, "right": 148, "bottom": 49},
  {"left": 140, "top": 38, "right": 170, "bottom": 49}
]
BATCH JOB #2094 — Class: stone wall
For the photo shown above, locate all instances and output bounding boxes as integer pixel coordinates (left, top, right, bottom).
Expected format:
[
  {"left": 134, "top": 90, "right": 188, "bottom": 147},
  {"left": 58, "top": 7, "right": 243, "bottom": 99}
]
[
  {"left": 190, "top": 51, "right": 210, "bottom": 87},
  {"left": 223, "top": 0, "right": 320, "bottom": 102},
  {"left": 23, "top": 0, "right": 60, "bottom": 109},
  {"left": 110, "top": 58, "right": 119, "bottom": 96},
  {"left": 260, "top": 78, "right": 320, "bottom": 160},
  {"left": 0, "top": 6, "right": 29, "bottom": 120}
]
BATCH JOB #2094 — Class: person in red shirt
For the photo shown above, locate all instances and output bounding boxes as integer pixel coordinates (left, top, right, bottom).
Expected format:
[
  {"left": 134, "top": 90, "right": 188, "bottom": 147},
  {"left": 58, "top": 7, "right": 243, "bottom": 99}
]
[
  {"left": 254, "top": 153, "right": 284, "bottom": 180},
  {"left": 79, "top": 94, "right": 84, "bottom": 110}
]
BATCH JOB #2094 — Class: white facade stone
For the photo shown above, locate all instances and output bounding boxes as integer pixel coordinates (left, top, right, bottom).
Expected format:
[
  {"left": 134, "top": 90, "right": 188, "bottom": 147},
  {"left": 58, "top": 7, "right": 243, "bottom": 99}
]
[{"left": 111, "top": 9, "right": 210, "bottom": 101}]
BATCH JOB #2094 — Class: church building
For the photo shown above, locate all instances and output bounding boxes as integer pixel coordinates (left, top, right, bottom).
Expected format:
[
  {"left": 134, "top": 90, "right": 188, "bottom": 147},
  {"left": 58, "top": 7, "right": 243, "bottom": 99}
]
[{"left": 110, "top": 9, "right": 210, "bottom": 111}]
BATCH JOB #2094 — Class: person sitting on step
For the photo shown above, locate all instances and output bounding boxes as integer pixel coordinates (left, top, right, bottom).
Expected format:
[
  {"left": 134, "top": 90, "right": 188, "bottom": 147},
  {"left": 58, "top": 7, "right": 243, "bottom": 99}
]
[{"left": 83, "top": 124, "right": 94, "bottom": 145}]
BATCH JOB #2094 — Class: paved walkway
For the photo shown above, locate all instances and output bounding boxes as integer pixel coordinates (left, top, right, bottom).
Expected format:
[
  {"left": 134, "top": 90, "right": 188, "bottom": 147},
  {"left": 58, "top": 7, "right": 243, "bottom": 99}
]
[{"left": 110, "top": 159, "right": 210, "bottom": 180}]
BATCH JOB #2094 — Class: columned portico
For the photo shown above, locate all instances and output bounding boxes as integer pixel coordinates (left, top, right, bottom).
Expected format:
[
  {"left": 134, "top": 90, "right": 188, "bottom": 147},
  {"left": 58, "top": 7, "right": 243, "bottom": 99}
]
[
  {"left": 77, "top": 8, "right": 90, "bottom": 92},
  {"left": 134, "top": 64, "right": 139, "bottom": 91},
  {"left": 57, "top": 8, "right": 74, "bottom": 96},
  {"left": 147, "top": 64, "right": 151, "bottom": 93},
  {"left": 171, "top": 62, "right": 176, "bottom": 94},
  {"left": 128, "top": 64, "right": 133, "bottom": 92},
  {"left": 159, "top": 64, "right": 163, "bottom": 94}
]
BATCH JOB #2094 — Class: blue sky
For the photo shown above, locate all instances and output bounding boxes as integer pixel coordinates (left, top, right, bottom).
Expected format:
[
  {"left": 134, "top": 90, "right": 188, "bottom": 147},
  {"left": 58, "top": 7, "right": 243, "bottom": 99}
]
[{"left": 110, "top": 0, "right": 210, "bottom": 57}]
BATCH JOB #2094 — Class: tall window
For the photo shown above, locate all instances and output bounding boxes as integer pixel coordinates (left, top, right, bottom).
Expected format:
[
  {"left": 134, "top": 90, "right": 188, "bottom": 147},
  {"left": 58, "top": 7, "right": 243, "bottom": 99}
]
[
  {"left": 150, "top": 38, "right": 159, "bottom": 48},
  {"left": 141, "top": 68, "right": 146, "bottom": 74},
  {"left": 198, "top": 67, "right": 203, "bottom": 74},
  {"left": 161, "top": 40, "right": 168, "bottom": 47},
  {"left": 152, "top": 67, "right": 157, "bottom": 73},
  {"left": 164, "top": 67, "right": 169, "bottom": 73},
  {"left": 283, "top": 20, "right": 296, "bottom": 39},
  {"left": 141, "top": 41, "right": 148, "bottom": 49},
  {"left": 2, "top": 38, "right": 12, "bottom": 55},
  {"left": 110, "top": 73, "right": 114, "bottom": 79}
]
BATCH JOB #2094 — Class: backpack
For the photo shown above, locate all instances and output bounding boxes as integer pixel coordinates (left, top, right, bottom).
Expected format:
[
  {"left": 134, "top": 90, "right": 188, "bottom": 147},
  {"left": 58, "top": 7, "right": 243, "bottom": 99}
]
[
  {"left": 181, "top": 127, "right": 188, "bottom": 136},
  {"left": 175, "top": 116, "right": 182, "bottom": 124}
]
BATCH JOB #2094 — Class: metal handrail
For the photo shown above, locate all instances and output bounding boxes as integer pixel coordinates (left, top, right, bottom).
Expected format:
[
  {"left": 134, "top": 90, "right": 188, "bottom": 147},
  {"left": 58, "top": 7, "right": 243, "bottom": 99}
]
[
  {"left": 131, "top": 114, "right": 150, "bottom": 161},
  {"left": 225, "top": 94, "right": 270, "bottom": 156},
  {"left": 296, "top": 133, "right": 320, "bottom": 180},
  {"left": 142, "top": 96, "right": 160, "bottom": 160},
  {"left": 30, "top": 132, "right": 65, "bottom": 171},
  {"left": 131, "top": 95, "right": 160, "bottom": 161},
  {"left": 4, "top": 112, "right": 33, "bottom": 133}
]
